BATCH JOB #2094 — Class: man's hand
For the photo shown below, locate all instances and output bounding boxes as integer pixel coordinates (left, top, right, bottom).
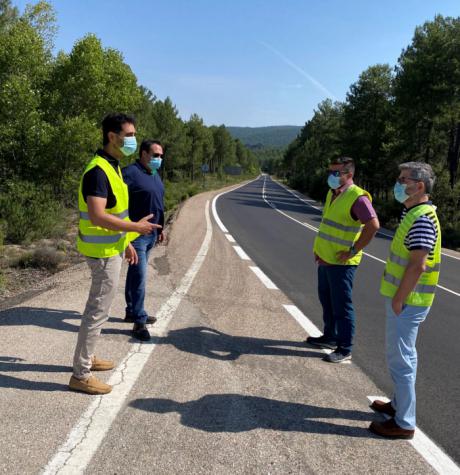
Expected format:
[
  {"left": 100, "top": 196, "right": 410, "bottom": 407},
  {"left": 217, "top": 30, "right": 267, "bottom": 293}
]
[
  {"left": 135, "top": 214, "right": 162, "bottom": 235},
  {"left": 392, "top": 297, "right": 404, "bottom": 316},
  {"left": 336, "top": 250, "right": 352, "bottom": 263},
  {"left": 125, "top": 243, "right": 138, "bottom": 265},
  {"left": 157, "top": 231, "right": 165, "bottom": 244}
]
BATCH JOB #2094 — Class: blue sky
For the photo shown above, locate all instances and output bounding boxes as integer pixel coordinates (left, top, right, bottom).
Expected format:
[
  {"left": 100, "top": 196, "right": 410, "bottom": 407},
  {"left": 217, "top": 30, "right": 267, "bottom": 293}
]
[{"left": 15, "top": 0, "right": 460, "bottom": 127}]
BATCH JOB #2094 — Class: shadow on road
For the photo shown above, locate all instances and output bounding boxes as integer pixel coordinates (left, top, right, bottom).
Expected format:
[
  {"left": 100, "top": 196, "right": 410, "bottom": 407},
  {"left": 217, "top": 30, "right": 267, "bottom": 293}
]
[
  {"left": 130, "top": 394, "right": 374, "bottom": 437},
  {"left": 155, "top": 326, "right": 322, "bottom": 361}
]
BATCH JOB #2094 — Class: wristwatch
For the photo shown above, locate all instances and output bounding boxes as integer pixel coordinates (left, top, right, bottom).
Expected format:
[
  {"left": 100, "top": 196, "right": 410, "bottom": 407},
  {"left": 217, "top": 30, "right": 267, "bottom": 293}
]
[{"left": 349, "top": 245, "right": 358, "bottom": 256}]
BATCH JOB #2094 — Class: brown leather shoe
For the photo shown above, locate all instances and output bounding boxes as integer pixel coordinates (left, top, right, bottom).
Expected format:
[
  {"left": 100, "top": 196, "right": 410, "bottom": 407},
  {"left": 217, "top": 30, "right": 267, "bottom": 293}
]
[
  {"left": 91, "top": 356, "right": 115, "bottom": 371},
  {"left": 369, "top": 418, "right": 414, "bottom": 439},
  {"left": 370, "top": 400, "right": 396, "bottom": 417},
  {"left": 69, "top": 375, "right": 112, "bottom": 395}
]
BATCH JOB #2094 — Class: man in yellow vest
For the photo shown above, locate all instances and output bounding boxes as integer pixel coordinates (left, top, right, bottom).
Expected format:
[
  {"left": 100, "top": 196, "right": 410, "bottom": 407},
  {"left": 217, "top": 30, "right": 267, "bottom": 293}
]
[
  {"left": 70, "top": 113, "right": 162, "bottom": 395},
  {"left": 370, "top": 162, "right": 441, "bottom": 439},
  {"left": 309, "top": 156, "right": 380, "bottom": 363}
]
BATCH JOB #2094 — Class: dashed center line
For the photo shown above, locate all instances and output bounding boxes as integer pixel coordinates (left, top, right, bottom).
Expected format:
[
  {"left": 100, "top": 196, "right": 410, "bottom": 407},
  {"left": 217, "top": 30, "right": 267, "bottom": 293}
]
[
  {"left": 249, "top": 266, "right": 278, "bottom": 289},
  {"left": 233, "top": 245, "right": 251, "bottom": 260}
]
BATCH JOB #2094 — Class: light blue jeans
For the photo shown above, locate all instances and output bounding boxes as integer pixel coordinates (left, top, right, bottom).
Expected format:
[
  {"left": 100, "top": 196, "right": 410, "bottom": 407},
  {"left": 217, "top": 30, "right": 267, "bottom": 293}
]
[{"left": 385, "top": 298, "right": 430, "bottom": 430}]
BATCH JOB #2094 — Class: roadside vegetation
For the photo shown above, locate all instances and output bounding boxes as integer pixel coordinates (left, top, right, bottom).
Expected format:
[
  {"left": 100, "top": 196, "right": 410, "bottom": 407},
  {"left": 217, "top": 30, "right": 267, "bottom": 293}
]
[
  {"left": 266, "top": 16, "right": 460, "bottom": 250},
  {"left": 0, "top": 0, "right": 259, "bottom": 295}
]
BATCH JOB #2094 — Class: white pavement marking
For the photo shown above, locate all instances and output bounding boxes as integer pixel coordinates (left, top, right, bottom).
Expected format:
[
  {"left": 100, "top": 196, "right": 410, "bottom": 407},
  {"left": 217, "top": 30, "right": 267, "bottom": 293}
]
[
  {"left": 233, "top": 246, "right": 251, "bottom": 261},
  {"left": 273, "top": 177, "right": 460, "bottom": 262},
  {"left": 265, "top": 177, "right": 459, "bottom": 296},
  {"left": 367, "top": 396, "right": 460, "bottom": 474},
  {"left": 225, "top": 234, "right": 236, "bottom": 243},
  {"left": 249, "top": 266, "right": 278, "bottom": 289},
  {"left": 283, "top": 305, "right": 321, "bottom": 337},
  {"left": 43, "top": 201, "right": 214, "bottom": 475}
]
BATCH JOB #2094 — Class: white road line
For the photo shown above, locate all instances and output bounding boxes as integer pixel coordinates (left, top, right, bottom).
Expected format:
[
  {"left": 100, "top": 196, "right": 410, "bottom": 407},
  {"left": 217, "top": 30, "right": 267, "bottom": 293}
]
[
  {"left": 233, "top": 246, "right": 251, "bottom": 260},
  {"left": 43, "top": 201, "right": 214, "bottom": 475},
  {"left": 265, "top": 177, "right": 459, "bottom": 296},
  {"left": 273, "top": 177, "right": 460, "bottom": 262},
  {"left": 283, "top": 304, "right": 321, "bottom": 337},
  {"left": 249, "top": 266, "right": 278, "bottom": 289},
  {"left": 367, "top": 396, "right": 460, "bottom": 474},
  {"left": 225, "top": 234, "right": 236, "bottom": 243}
]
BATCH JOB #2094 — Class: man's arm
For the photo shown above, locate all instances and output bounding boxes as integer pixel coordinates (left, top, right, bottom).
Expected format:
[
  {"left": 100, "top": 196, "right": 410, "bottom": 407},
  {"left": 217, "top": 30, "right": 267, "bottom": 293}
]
[
  {"left": 87, "top": 196, "right": 160, "bottom": 234},
  {"left": 392, "top": 249, "right": 429, "bottom": 315},
  {"left": 336, "top": 217, "right": 380, "bottom": 263}
]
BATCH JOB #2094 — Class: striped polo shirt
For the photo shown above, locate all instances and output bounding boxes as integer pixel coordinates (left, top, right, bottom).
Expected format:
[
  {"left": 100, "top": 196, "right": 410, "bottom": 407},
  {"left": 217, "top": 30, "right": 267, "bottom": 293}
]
[{"left": 401, "top": 201, "right": 438, "bottom": 258}]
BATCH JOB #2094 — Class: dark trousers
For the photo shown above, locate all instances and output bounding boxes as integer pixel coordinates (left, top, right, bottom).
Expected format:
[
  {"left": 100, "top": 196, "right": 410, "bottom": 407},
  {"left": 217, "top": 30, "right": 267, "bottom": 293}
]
[{"left": 317, "top": 264, "right": 357, "bottom": 353}]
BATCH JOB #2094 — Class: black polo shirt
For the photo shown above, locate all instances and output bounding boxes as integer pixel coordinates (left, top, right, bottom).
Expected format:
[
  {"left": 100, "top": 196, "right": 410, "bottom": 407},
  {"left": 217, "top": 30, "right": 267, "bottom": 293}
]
[{"left": 81, "top": 149, "right": 119, "bottom": 208}]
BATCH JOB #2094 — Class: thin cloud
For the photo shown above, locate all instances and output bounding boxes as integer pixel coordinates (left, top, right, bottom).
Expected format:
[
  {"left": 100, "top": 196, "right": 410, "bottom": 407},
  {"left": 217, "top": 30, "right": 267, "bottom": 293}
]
[{"left": 259, "top": 40, "right": 338, "bottom": 101}]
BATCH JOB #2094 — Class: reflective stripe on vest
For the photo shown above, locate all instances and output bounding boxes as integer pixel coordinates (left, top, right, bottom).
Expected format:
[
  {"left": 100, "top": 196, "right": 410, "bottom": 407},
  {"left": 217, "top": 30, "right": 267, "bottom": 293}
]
[
  {"left": 382, "top": 273, "right": 437, "bottom": 294},
  {"left": 78, "top": 230, "right": 127, "bottom": 244},
  {"left": 313, "top": 184, "right": 372, "bottom": 265},
  {"left": 79, "top": 210, "right": 130, "bottom": 220},
  {"left": 388, "top": 251, "right": 440, "bottom": 273}
]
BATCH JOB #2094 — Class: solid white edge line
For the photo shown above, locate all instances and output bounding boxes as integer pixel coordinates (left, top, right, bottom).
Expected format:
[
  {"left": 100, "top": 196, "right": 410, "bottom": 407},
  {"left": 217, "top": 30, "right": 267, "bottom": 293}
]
[
  {"left": 225, "top": 234, "right": 236, "bottom": 243},
  {"left": 43, "top": 201, "right": 214, "bottom": 475},
  {"left": 249, "top": 266, "right": 278, "bottom": 289},
  {"left": 367, "top": 396, "right": 460, "bottom": 474},
  {"left": 211, "top": 176, "right": 261, "bottom": 234},
  {"left": 233, "top": 246, "right": 251, "bottom": 261},
  {"left": 272, "top": 177, "right": 460, "bottom": 261},
  {"left": 265, "top": 177, "right": 459, "bottom": 296}
]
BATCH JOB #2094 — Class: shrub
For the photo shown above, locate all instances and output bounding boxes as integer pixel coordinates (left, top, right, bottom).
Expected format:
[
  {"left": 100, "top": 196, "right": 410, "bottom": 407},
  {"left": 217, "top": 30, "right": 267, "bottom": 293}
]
[
  {"left": 14, "top": 247, "right": 65, "bottom": 271},
  {"left": 0, "top": 180, "right": 66, "bottom": 244}
]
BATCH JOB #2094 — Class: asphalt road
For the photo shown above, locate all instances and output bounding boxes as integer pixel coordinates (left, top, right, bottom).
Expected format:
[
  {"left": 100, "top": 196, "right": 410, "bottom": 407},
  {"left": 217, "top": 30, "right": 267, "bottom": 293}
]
[{"left": 216, "top": 174, "right": 460, "bottom": 464}]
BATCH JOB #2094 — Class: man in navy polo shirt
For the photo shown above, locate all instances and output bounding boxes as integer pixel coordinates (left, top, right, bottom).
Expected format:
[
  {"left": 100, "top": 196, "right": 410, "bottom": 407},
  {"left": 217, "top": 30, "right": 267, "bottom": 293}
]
[{"left": 122, "top": 139, "right": 165, "bottom": 341}]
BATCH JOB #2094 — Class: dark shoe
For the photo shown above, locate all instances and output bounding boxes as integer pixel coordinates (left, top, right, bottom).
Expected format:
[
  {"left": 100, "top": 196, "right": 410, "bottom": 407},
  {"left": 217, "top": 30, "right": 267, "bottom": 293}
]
[
  {"left": 369, "top": 418, "right": 414, "bottom": 439},
  {"left": 370, "top": 400, "right": 396, "bottom": 417},
  {"left": 306, "top": 335, "right": 337, "bottom": 350},
  {"left": 323, "top": 349, "right": 352, "bottom": 363},
  {"left": 125, "top": 314, "right": 157, "bottom": 324},
  {"left": 132, "top": 323, "right": 151, "bottom": 341}
]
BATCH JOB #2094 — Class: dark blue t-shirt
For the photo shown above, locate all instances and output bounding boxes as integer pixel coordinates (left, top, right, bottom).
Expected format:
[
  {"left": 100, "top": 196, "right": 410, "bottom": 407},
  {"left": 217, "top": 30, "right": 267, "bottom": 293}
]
[{"left": 122, "top": 161, "right": 165, "bottom": 229}]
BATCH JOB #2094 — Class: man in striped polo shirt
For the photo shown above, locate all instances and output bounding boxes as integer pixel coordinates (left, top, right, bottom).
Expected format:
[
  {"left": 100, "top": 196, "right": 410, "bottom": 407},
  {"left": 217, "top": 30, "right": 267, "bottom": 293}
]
[{"left": 370, "top": 162, "right": 441, "bottom": 439}]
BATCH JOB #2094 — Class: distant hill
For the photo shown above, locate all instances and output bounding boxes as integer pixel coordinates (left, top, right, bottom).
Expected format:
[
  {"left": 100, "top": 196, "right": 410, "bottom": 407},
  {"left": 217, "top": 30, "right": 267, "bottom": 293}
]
[{"left": 226, "top": 125, "right": 302, "bottom": 149}]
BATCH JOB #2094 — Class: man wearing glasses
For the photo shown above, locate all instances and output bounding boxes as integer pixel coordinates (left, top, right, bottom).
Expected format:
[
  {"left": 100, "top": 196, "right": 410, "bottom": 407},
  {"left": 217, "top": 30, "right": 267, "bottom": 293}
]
[
  {"left": 370, "top": 162, "right": 441, "bottom": 439},
  {"left": 308, "top": 156, "right": 380, "bottom": 363},
  {"left": 122, "top": 139, "right": 165, "bottom": 341}
]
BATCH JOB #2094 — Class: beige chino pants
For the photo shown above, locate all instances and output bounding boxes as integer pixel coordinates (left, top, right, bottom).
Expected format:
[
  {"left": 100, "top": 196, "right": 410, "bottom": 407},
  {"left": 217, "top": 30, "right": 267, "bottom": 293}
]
[{"left": 72, "top": 253, "right": 123, "bottom": 380}]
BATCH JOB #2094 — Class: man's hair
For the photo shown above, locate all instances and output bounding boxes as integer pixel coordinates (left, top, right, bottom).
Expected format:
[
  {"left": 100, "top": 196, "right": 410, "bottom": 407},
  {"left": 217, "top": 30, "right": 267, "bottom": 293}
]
[
  {"left": 139, "top": 139, "right": 163, "bottom": 158},
  {"left": 101, "top": 113, "right": 136, "bottom": 145},
  {"left": 330, "top": 156, "right": 355, "bottom": 174},
  {"left": 399, "top": 161, "right": 436, "bottom": 194}
]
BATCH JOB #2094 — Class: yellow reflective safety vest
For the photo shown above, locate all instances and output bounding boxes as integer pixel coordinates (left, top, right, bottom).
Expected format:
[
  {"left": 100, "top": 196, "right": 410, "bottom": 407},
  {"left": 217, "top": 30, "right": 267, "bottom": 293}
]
[
  {"left": 313, "top": 184, "right": 371, "bottom": 265},
  {"left": 380, "top": 203, "right": 441, "bottom": 307},
  {"left": 77, "top": 154, "right": 138, "bottom": 258}
]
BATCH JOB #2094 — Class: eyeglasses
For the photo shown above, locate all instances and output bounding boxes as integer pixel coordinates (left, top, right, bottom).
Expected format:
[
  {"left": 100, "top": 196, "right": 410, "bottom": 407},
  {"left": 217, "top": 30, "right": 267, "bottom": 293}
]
[
  {"left": 152, "top": 153, "right": 164, "bottom": 159},
  {"left": 396, "top": 176, "right": 420, "bottom": 184},
  {"left": 328, "top": 170, "right": 348, "bottom": 177}
]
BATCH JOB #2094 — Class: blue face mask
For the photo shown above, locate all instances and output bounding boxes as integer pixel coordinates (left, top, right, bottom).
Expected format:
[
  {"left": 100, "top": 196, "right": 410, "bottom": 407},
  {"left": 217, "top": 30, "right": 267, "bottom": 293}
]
[
  {"left": 327, "top": 174, "right": 341, "bottom": 190},
  {"left": 120, "top": 136, "right": 137, "bottom": 156},
  {"left": 393, "top": 182, "right": 410, "bottom": 203},
  {"left": 149, "top": 157, "right": 162, "bottom": 171}
]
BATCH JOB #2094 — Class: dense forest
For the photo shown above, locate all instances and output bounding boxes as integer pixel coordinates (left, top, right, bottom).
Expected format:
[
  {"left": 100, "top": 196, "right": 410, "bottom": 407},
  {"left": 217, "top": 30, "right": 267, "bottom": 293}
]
[
  {"left": 227, "top": 126, "right": 302, "bottom": 149},
  {"left": 0, "top": 0, "right": 259, "bottom": 247},
  {"left": 276, "top": 15, "right": 460, "bottom": 248}
]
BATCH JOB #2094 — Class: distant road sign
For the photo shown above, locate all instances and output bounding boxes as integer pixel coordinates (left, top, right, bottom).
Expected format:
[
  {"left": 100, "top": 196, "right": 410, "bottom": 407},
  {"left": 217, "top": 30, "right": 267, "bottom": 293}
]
[{"left": 201, "top": 164, "right": 209, "bottom": 173}]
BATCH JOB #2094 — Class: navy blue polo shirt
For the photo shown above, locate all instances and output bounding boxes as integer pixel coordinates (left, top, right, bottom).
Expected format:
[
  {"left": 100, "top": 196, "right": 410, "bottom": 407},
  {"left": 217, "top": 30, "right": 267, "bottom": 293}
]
[{"left": 122, "top": 161, "right": 164, "bottom": 229}]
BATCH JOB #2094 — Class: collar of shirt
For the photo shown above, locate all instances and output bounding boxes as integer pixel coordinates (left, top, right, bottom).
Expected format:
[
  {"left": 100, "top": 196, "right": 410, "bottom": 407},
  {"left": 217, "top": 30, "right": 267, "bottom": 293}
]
[
  {"left": 404, "top": 200, "right": 433, "bottom": 212},
  {"left": 135, "top": 160, "right": 153, "bottom": 175},
  {"left": 332, "top": 178, "right": 354, "bottom": 198},
  {"left": 96, "top": 148, "right": 119, "bottom": 168}
]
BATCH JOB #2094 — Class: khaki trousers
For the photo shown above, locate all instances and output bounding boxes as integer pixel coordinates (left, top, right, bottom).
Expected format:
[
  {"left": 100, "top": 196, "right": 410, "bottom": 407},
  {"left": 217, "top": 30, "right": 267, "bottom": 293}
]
[{"left": 72, "top": 253, "right": 123, "bottom": 379}]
